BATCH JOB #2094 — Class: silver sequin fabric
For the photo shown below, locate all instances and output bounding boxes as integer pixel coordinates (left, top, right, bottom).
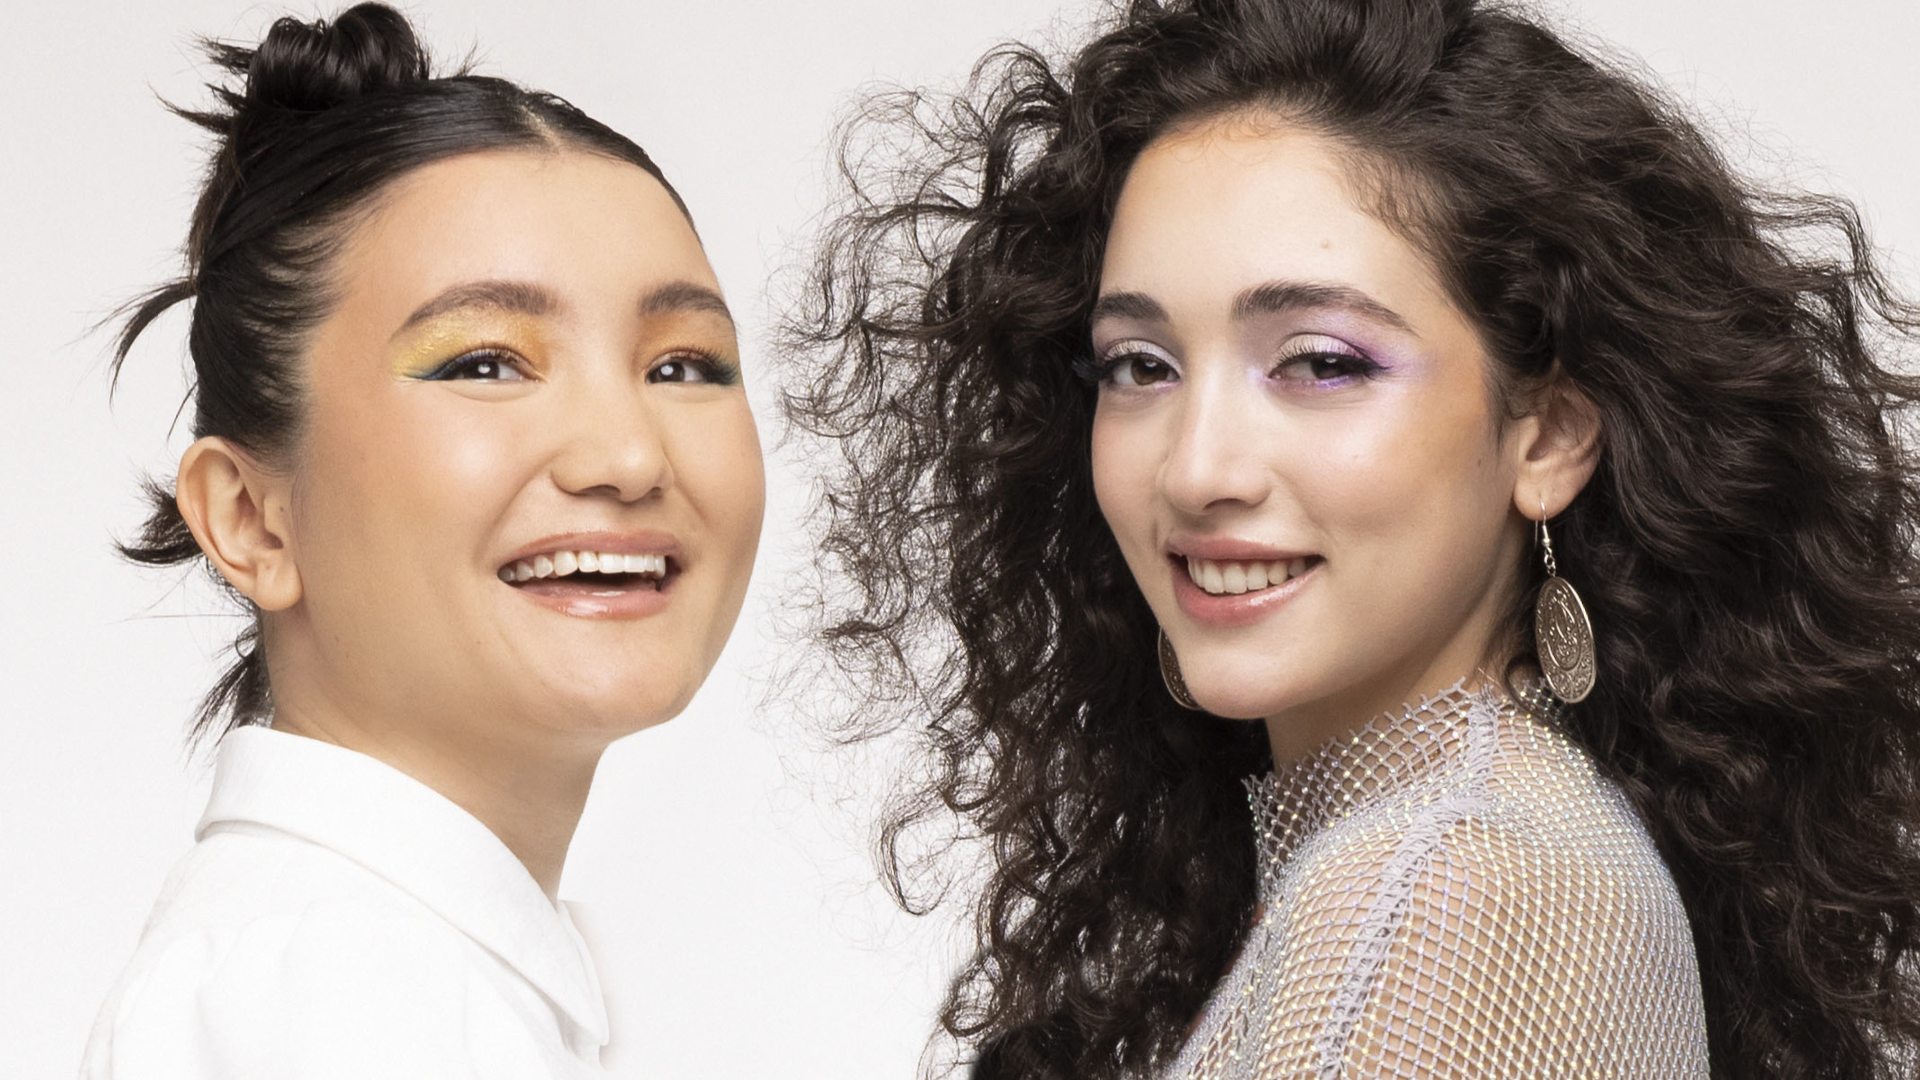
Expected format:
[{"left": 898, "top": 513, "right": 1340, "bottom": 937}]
[{"left": 1168, "top": 682, "right": 1709, "bottom": 1080}]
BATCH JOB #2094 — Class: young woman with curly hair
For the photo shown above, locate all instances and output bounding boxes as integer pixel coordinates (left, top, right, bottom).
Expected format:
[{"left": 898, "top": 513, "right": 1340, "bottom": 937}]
[{"left": 786, "top": 0, "right": 1920, "bottom": 1077}]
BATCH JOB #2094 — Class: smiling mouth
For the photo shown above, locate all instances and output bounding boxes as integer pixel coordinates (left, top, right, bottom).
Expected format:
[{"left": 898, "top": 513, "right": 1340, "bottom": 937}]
[
  {"left": 498, "top": 549, "right": 678, "bottom": 593},
  {"left": 1181, "top": 555, "right": 1320, "bottom": 596}
]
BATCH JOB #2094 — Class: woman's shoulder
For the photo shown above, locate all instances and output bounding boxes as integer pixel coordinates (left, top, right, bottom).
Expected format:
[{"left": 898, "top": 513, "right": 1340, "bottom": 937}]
[
  {"left": 1348, "top": 805, "right": 1706, "bottom": 1073},
  {"left": 1477, "top": 713, "right": 1683, "bottom": 897},
  {"left": 1264, "top": 731, "right": 1708, "bottom": 1076},
  {"left": 133, "top": 819, "right": 468, "bottom": 951},
  {"left": 80, "top": 826, "right": 561, "bottom": 1080},
  {"left": 1269, "top": 718, "right": 1696, "bottom": 963},
  {"left": 1287, "top": 716, "right": 1693, "bottom": 942}
]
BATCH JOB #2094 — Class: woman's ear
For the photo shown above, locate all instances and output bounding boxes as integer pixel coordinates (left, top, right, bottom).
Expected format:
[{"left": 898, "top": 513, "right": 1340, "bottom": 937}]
[
  {"left": 1510, "top": 364, "right": 1603, "bottom": 519},
  {"left": 174, "top": 436, "right": 303, "bottom": 611}
]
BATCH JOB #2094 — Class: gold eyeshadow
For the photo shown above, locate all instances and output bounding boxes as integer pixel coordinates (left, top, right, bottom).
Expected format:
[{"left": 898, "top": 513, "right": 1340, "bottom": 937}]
[{"left": 389, "top": 311, "right": 547, "bottom": 379}]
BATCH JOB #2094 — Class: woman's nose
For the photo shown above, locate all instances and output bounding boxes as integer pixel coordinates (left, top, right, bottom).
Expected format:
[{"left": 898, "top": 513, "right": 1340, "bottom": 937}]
[
  {"left": 548, "top": 377, "right": 674, "bottom": 503},
  {"left": 1158, "top": 367, "right": 1271, "bottom": 516}
]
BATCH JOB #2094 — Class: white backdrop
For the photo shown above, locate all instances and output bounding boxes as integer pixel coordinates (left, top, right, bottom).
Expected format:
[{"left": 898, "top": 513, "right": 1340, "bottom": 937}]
[{"left": 3, "top": 1, "right": 1914, "bottom": 1077}]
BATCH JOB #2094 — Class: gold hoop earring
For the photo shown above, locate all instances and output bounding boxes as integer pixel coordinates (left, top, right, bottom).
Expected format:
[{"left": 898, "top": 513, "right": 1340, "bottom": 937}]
[
  {"left": 1534, "top": 506, "right": 1596, "bottom": 703},
  {"left": 1158, "top": 628, "right": 1201, "bottom": 710}
]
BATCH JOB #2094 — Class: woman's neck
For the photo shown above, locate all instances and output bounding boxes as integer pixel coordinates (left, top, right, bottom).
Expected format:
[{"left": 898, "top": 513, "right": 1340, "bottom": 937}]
[
  {"left": 269, "top": 701, "right": 604, "bottom": 898},
  {"left": 1262, "top": 661, "right": 1497, "bottom": 767}
]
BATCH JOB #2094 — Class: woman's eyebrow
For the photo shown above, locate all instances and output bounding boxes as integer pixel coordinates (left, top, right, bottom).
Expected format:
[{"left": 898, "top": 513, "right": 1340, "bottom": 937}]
[
  {"left": 1090, "top": 281, "right": 1416, "bottom": 336},
  {"left": 395, "top": 279, "right": 557, "bottom": 335},
  {"left": 1090, "top": 291, "right": 1168, "bottom": 323},
  {"left": 1232, "top": 280, "right": 1415, "bottom": 334},
  {"left": 640, "top": 280, "right": 734, "bottom": 326},
  {"left": 391, "top": 279, "right": 735, "bottom": 337}
]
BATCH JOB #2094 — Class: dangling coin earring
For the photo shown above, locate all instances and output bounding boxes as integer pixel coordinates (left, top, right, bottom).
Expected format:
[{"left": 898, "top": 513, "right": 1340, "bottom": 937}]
[
  {"left": 1534, "top": 506, "right": 1596, "bottom": 703},
  {"left": 1158, "top": 628, "right": 1201, "bottom": 710}
]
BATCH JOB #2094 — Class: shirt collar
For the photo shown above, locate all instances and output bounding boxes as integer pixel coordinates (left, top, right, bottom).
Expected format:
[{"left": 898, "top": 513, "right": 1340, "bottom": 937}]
[{"left": 198, "top": 725, "right": 609, "bottom": 1045}]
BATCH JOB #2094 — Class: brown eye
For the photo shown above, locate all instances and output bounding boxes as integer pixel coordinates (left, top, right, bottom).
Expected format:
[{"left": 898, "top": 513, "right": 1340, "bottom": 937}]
[
  {"left": 1122, "top": 355, "right": 1176, "bottom": 386},
  {"left": 647, "top": 352, "right": 742, "bottom": 386},
  {"left": 1100, "top": 341, "right": 1179, "bottom": 387},
  {"left": 1270, "top": 336, "right": 1383, "bottom": 386},
  {"left": 421, "top": 349, "right": 528, "bottom": 382},
  {"left": 1274, "top": 354, "right": 1366, "bottom": 382}
]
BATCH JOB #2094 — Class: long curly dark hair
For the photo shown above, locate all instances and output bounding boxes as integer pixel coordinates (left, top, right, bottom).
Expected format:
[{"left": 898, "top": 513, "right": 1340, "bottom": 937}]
[{"left": 784, "top": 0, "right": 1920, "bottom": 1077}]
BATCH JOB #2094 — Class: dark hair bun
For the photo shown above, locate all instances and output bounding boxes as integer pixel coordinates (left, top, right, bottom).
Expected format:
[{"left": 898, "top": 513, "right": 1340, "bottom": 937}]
[{"left": 216, "top": 3, "right": 431, "bottom": 118}]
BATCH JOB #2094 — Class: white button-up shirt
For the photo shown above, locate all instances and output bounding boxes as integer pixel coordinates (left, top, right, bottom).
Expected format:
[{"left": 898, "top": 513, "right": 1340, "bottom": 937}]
[{"left": 81, "top": 726, "right": 609, "bottom": 1079}]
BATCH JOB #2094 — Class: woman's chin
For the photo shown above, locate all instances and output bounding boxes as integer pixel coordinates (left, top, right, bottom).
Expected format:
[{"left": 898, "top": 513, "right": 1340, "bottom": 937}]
[
  {"left": 1176, "top": 652, "right": 1306, "bottom": 722},
  {"left": 504, "top": 678, "right": 696, "bottom": 743},
  {"left": 515, "top": 708, "right": 674, "bottom": 748},
  {"left": 1175, "top": 676, "right": 1283, "bottom": 721}
]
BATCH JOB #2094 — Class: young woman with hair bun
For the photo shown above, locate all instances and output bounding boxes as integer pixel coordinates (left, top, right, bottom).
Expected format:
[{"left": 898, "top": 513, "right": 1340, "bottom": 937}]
[
  {"left": 82, "top": 5, "right": 764, "bottom": 1076},
  {"left": 789, "top": 0, "right": 1920, "bottom": 1076}
]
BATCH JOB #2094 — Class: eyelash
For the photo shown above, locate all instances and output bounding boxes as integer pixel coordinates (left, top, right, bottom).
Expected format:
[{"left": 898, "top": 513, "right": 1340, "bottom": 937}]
[
  {"left": 417, "top": 349, "right": 741, "bottom": 386},
  {"left": 1084, "top": 341, "right": 1177, "bottom": 387},
  {"left": 1085, "top": 337, "right": 1383, "bottom": 389},
  {"left": 648, "top": 350, "right": 741, "bottom": 387},
  {"left": 419, "top": 348, "right": 527, "bottom": 382},
  {"left": 1270, "top": 337, "right": 1384, "bottom": 385}
]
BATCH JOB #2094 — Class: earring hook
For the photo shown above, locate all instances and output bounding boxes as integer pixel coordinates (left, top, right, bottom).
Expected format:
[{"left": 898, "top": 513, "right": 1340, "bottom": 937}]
[{"left": 1538, "top": 498, "right": 1558, "bottom": 578}]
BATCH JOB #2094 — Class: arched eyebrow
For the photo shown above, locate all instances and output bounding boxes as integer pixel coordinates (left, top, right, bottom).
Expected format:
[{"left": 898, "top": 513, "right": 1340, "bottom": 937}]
[
  {"left": 1090, "top": 280, "right": 1415, "bottom": 336},
  {"left": 641, "top": 281, "right": 733, "bottom": 325},
  {"left": 1233, "top": 280, "right": 1414, "bottom": 334},
  {"left": 397, "top": 279, "right": 556, "bottom": 333},
  {"left": 392, "top": 278, "right": 734, "bottom": 338},
  {"left": 1090, "top": 291, "right": 1168, "bottom": 323}
]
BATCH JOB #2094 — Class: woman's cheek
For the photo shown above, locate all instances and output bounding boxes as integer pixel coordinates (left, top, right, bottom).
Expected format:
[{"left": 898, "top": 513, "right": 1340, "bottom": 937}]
[
  {"left": 1090, "top": 422, "right": 1141, "bottom": 542},
  {"left": 712, "top": 406, "right": 768, "bottom": 560},
  {"left": 1090, "top": 415, "right": 1176, "bottom": 623},
  {"left": 409, "top": 397, "right": 524, "bottom": 497},
  {"left": 663, "top": 400, "right": 765, "bottom": 594}
]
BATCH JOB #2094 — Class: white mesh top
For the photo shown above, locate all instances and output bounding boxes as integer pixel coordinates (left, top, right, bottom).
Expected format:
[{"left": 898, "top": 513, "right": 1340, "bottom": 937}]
[{"left": 1168, "top": 680, "right": 1709, "bottom": 1080}]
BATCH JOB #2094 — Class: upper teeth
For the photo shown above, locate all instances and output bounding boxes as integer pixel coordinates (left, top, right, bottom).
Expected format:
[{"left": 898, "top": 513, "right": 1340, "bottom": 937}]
[
  {"left": 499, "top": 551, "right": 669, "bottom": 583},
  {"left": 1186, "top": 557, "right": 1309, "bottom": 596}
]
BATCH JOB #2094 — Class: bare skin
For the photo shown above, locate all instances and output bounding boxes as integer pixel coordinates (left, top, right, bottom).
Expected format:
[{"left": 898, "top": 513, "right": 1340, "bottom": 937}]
[
  {"left": 173, "top": 149, "right": 766, "bottom": 893},
  {"left": 1089, "top": 114, "right": 1598, "bottom": 764}
]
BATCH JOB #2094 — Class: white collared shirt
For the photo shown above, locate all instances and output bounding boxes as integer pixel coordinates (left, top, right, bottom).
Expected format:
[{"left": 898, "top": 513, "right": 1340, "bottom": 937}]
[{"left": 81, "top": 726, "right": 609, "bottom": 1079}]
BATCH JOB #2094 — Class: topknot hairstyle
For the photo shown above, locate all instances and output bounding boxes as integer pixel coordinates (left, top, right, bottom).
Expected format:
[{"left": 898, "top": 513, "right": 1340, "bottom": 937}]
[
  {"left": 114, "top": 3, "right": 684, "bottom": 741},
  {"left": 784, "top": 0, "right": 1920, "bottom": 1077}
]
